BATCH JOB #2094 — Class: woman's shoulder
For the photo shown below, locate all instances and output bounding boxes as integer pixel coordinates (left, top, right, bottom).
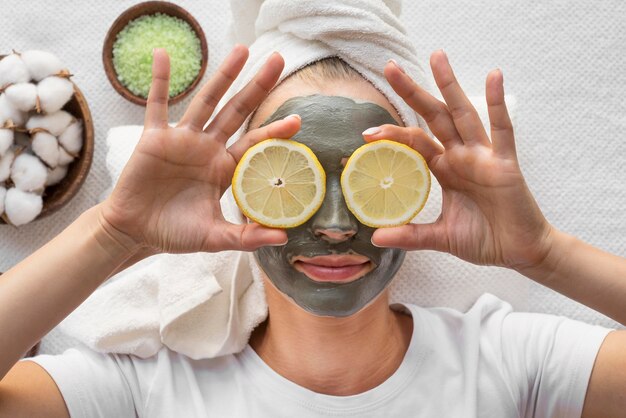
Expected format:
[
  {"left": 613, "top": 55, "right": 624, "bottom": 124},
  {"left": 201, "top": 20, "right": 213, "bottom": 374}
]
[
  {"left": 30, "top": 344, "right": 243, "bottom": 388},
  {"left": 393, "top": 293, "right": 514, "bottom": 325}
]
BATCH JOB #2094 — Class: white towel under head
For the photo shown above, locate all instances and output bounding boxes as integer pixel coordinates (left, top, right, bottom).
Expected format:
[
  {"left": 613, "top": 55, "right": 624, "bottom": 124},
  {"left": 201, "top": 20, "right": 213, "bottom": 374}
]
[{"left": 59, "top": 0, "right": 527, "bottom": 359}]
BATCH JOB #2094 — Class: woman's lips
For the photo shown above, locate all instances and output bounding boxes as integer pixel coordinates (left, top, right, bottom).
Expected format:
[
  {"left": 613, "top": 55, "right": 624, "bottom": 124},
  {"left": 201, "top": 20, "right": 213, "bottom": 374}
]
[{"left": 291, "top": 254, "right": 374, "bottom": 283}]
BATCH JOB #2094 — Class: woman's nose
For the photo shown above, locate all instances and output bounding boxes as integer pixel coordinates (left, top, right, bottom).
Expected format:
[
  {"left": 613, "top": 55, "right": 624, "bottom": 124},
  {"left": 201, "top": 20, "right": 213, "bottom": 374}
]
[{"left": 310, "top": 177, "right": 358, "bottom": 243}]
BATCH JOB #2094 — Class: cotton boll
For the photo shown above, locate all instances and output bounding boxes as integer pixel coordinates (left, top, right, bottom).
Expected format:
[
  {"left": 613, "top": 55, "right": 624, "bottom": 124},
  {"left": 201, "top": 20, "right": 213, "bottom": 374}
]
[
  {"left": 4, "top": 82, "right": 38, "bottom": 112},
  {"left": 0, "top": 148, "right": 14, "bottom": 182},
  {"left": 58, "top": 120, "right": 83, "bottom": 154},
  {"left": 0, "top": 93, "right": 27, "bottom": 126},
  {"left": 37, "top": 77, "right": 74, "bottom": 113},
  {"left": 0, "top": 185, "right": 6, "bottom": 215},
  {"left": 21, "top": 50, "right": 65, "bottom": 82},
  {"left": 58, "top": 146, "right": 75, "bottom": 165},
  {"left": 32, "top": 131, "right": 60, "bottom": 168},
  {"left": 45, "top": 164, "right": 68, "bottom": 186},
  {"left": 4, "top": 187, "right": 43, "bottom": 226},
  {"left": 11, "top": 152, "right": 48, "bottom": 192},
  {"left": 0, "top": 128, "right": 13, "bottom": 156},
  {"left": 0, "top": 54, "right": 30, "bottom": 86},
  {"left": 26, "top": 110, "right": 73, "bottom": 136}
]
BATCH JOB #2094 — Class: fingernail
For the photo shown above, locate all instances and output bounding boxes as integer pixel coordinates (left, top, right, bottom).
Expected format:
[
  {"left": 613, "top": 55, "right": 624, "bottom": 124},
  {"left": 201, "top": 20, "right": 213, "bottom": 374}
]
[
  {"left": 371, "top": 238, "right": 385, "bottom": 248},
  {"left": 362, "top": 127, "right": 381, "bottom": 136},
  {"left": 389, "top": 59, "right": 406, "bottom": 74},
  {"left": 434, "top": 49, "right": 450, "bottom": 67},
  {"left": 285, "top": 114, "right": 301, "bottom": 121}
]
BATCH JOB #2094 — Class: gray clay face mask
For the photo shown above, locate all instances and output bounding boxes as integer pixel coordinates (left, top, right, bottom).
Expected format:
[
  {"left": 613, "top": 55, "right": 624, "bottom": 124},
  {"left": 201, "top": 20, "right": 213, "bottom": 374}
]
[{"left": 254, "top": 95, "right": 406, "bottom": 317}]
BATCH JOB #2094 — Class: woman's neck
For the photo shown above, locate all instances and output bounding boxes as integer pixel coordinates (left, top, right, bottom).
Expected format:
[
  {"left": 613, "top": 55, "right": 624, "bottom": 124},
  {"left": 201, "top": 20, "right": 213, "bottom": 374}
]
[{"left": 249, "top": 280, "right": 413, "bottom": 396}]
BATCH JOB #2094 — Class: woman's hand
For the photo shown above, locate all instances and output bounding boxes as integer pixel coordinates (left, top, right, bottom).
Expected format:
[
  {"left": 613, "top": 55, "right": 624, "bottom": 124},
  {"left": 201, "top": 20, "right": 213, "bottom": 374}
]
[
  {"left": 99, "top": 46, "right": 295, "bottom": 255},
  {"left": 369, "top": 50, "right": 553, "bottom": 271}
]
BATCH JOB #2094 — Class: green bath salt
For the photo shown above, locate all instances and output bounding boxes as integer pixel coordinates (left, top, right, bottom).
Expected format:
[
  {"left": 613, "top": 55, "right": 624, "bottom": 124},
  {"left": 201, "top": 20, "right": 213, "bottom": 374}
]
[{"left": 112, "top": 13, "right": 202, "bottom": 98}]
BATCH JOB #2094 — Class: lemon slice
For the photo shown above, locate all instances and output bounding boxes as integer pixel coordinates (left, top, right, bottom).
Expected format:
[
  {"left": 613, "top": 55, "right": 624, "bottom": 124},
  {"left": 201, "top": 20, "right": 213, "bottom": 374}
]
[
  {"left": 341, "top": 139, "right": 430, "bottom": 228},
  {"left": 232, "top": 139, "right": 326, "bottom": 228}
]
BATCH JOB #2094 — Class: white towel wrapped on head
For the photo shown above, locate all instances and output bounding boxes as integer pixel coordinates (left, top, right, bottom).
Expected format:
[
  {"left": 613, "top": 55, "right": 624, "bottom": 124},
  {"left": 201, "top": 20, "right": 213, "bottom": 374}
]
[
  {"left": 226, "top": 0, "right": 427, "bottom": 134},
  {"left": 59, "top": 0, "right": 527, "bottom": 360}
]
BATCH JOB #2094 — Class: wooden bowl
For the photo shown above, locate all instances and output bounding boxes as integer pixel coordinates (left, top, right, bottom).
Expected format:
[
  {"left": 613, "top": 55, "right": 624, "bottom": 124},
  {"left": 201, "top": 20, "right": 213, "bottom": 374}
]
[
  {"left": 102, "top": 1, "right": 208, "bottom": 106},
  {"left": 0, "top": 57, "right": 94, "bottom": 225}
]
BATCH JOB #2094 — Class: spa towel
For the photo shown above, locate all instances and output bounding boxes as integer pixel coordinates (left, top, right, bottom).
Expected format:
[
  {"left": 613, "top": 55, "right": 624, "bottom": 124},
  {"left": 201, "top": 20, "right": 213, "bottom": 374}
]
[{"left": 59, "top": 0, "right": 527, "bottom": 359}]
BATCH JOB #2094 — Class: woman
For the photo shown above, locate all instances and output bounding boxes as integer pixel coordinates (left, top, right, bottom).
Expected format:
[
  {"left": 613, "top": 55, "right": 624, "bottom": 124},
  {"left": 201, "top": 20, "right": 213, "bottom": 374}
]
[{"left": 0, "top": 45, "right": 624, "bottom": 417}]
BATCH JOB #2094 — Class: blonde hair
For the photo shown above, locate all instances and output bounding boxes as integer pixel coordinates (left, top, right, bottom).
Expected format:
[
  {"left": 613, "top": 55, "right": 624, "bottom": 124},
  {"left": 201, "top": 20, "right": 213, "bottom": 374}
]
[{"left": 290, "top": 56, "right": 363, "bottom": 86}]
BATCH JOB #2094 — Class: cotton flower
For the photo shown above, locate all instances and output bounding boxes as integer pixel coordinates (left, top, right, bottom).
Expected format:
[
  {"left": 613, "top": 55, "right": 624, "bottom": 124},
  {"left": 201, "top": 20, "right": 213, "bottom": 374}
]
[
  {"left": 4, "top": 187, "right": 43, "bottom": 226},
  {"left": 11, "top": 152, "right": 48, "bottom": 192},
  {"left": 0, "top": 128, "right": 13, "bottom": 156},
  {"left": 4, "top": 82, "right": 38, "bottom": 112},
  {"left": 31, "top": 131, "right": 60, "bottom": 168},
  {"left": 0, "top": 185, "right": 6, "bottom": 215},
  {"left": 0, "top": 53, "right": 30, "bottom": 86},
  {"left": 26, "top": 110, "right": 73, "bottom": 136},
  {"left": 0, "top": 93, "right": 27, "bottom": 126},
  {"left": 46, "top": 164, "right": 68, "bottom": 186},
  {"left": 58, "top": 119, "right": 83, "bottom": 155},
  {"left": 20, "top": 50, "right": 66, "bottom": 82},
  {"left": 58, "top": 146, "right": 75, "bottom": 165},
  {"left": 37, "top": 76, "right": 74, "bottom": 113},
  {"left": 0, "top": 148, "right": 14, "bottom": 182}
]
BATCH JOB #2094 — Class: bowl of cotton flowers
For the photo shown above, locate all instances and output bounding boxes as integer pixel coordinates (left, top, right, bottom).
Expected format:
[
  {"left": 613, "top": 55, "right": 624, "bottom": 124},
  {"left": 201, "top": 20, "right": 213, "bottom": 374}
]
[
  {"left": 103, "top": 1, "right": 208, "bottom": 106},
  {"left": 0, "top": 50, "right": 94, "bottom": 226}
]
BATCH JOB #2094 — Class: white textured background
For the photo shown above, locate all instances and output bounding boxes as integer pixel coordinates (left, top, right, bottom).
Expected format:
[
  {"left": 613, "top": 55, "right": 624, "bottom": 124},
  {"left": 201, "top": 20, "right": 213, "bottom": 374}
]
[{"left": 1, "top": 0, "right": 624, "bottom": 351}]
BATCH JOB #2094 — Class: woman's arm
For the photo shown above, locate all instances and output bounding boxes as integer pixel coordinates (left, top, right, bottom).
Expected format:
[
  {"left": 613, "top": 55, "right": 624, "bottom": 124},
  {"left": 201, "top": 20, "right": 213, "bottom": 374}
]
[
  {"left": 0, "top": 205, "right": 135, "bottom": 380},
  {"left": 370, "top": 50, "right": 626, "bottom": 325},
  {"left": 0, "top": 46, "right": 296, "bottom": 417},
  {"left": 369, "top": 50, "right": 626, "bottom": 417},
  {"left": 519, "top": 228, "right": 626, "bottom": 324}
]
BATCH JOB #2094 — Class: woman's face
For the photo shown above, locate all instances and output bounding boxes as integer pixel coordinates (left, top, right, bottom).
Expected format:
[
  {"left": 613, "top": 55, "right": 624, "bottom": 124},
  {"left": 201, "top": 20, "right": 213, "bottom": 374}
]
[{"left": 249, "top": 77, "right": 406, "bottom": 317}]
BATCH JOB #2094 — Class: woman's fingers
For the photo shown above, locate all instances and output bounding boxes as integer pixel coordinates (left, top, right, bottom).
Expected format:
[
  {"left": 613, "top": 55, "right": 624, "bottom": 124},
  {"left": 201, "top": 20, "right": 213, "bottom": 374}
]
[
  {"left": 205, "top": 52, "right": 285, "bottom": 143},
  {"left": 227, "top": 114, "right": 301, "bottom": 163},
  {"left": 177, "top": 45, "right": 249, "bottom": 131},
  {"left": 362, "top": 124, "right": 444, "bottom": 164},
  {"left": 215, "top": 221, "right": 287, "bottom": 251},
  {"left": 144, "top": 48, "right": 170, "bottom": 129},
  {"left": 429, "top": 51, "right": 490, "bottom": 147},
  {"left": 486, "top": 69, "right": 517, "bottom": 159},
  {"left": 371, "top": 222, "right": 448, "bottom": 252},
  {"left": 384, "top": 60, "right": 463, "bottom": 149}
]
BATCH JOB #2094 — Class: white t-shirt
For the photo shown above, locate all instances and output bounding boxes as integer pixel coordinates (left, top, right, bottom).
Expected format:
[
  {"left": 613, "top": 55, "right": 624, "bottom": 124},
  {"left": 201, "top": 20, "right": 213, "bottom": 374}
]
[{"left": 30, "top": 294, "right": 611, "bottom": 418}]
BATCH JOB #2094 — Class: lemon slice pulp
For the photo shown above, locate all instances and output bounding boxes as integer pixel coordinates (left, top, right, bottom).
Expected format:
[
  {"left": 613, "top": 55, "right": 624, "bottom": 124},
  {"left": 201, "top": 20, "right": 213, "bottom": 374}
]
[
  {"left": 232, "top": 139, "right": 326, "bottom": 228},
  {"left": 341, "top": 139, "right": 430, "bottom": 228}
]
